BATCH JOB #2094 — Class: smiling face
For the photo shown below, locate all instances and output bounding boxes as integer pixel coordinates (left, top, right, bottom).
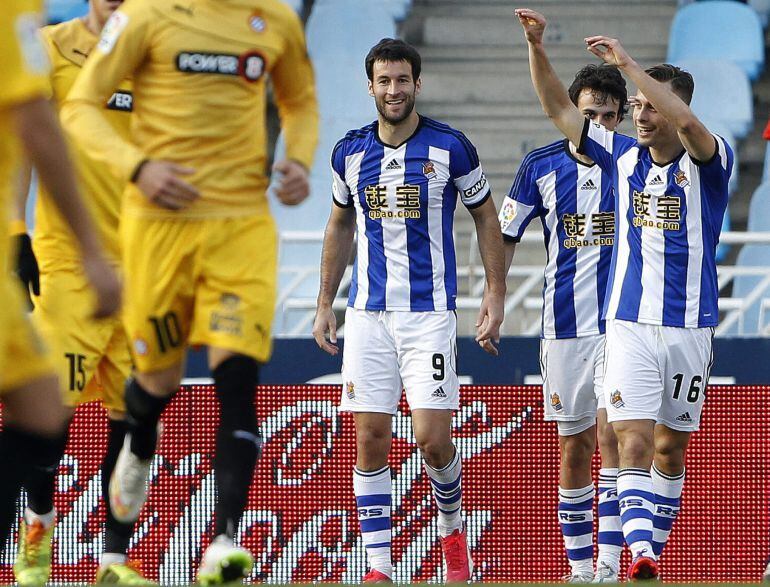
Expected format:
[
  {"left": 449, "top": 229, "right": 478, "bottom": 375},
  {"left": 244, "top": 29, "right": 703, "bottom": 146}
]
[
  {"left": 576, "top": 88, "right": 622, "bottom": 132},
  {"left": 368, "top": 59, "right": 421, "bottom": 126},
  {"left": 631, "top": 86, "right": 680, "bottom": 149}
]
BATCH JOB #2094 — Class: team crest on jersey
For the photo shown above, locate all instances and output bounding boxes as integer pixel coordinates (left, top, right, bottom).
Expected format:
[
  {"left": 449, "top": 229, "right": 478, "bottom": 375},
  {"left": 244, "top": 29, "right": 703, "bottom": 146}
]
[
  {"left": 610, "top": 390, "right": 625, "bottom": 408},
  {"left": 550, "top": 393, "right": 563, "bottom": 411},
  {"left": 674, "top": 170, "right": 690, "bottom": 188},
  {"left": 346, "top": 381, "right": 355, "bottom": 400},
  {"left": 248, "top": 11, "right": 266, "bottom": 33},
  {"left": 422, "top": 161, "right": 437, "bottom": 179}
]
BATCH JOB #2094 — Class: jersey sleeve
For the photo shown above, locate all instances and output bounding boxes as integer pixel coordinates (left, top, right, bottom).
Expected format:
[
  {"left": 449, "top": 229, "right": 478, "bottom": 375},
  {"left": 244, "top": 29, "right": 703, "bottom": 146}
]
[
  {"left": 499, "top": 158, "right": 542, "bottom": 242},
  {"left": 270, "top": 8, "right": 319, "bottom": 171},
  {"left": 0, "top": 1, "right": 49, "bottom": 110},
  {"left": 693, "top": 133, "right": 734, "bottom": 193},
  {"left": 577, "top": 118, "right": 636, "bottom": 175},
  {"left": 330, "top": 139, "right": 352, "bottom": 208},
  {"left": 60, "top": 2, "right": 152, "bottom": 182},
  {"left": 450, "top": 132, "right": 491, "bottom": 209}
]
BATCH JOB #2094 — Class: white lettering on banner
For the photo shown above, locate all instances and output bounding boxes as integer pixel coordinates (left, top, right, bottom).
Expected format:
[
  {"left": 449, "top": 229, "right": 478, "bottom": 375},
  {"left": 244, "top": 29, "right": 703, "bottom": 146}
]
[{"left": 11, "top": 400, "right": 532, "bottom": 583}]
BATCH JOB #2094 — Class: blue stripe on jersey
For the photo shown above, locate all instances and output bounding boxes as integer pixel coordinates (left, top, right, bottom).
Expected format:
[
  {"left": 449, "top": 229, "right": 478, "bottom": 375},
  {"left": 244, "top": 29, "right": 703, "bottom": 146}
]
[
  {"left": 552, "top": 164, "right": 579, "bottom": 335},
  {"left": 442, "top": 180, "right": 458, "bottom": 306},
  {"left": 662, "top": 163, "right": 688, "bottom": 325},
  {"left": 360, "top": 142, "right": 387, "bottom": 310},
  {"left": 404, "top": 140, "right": 434, "bottom": 311},
  {"left": 613, "top": 155, "right": 653, "bottom": 322}
]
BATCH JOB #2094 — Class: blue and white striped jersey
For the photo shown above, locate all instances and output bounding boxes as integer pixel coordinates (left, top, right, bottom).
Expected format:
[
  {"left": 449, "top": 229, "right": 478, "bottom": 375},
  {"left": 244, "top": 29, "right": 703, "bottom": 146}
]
[
  {"left": 500, "top": 139, "right": 615, "bottom": 339},
  {"left": 579, "top": 120, "right": 732, "bottom": 328},
  {"left": 331, "top": 116, "right": 490, "bottom": 311}
]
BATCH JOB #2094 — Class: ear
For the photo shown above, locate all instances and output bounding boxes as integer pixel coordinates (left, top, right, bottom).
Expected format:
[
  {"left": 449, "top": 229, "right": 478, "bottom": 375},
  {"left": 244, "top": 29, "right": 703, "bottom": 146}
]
[
  {"left": 414, "top": 77, "right": 421, "bottom": 96},
  {"left": 368, "top": 80, "right": 374, "bottom": 97}
]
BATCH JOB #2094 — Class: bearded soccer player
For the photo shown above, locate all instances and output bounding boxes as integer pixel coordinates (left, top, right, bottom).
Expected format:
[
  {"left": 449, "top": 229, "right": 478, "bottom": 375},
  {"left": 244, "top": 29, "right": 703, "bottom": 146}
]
[
  {"left": 313, "top": 38, "right": 505, "bottom": 583},
  {"left": 517, "top": 8, "right": 731, "bottom": 580},
  {"left": 0, "top": 0, "right": 120, "bottom": 559},
  {"left": 61, "top": 0, "right": 318, "bottom": 582},
  {"left": 499, "top": 64, "right": 626, "bottom": 582},
  {"left": 10, "top": 1, "right": 151, "bottom": 584}
]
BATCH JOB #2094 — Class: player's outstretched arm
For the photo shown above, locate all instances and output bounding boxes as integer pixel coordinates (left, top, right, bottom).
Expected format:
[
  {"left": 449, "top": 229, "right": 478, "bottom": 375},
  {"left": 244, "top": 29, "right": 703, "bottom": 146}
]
[
  {"left": 313, "top": 204, "right": 356, "bottom": 355},
  {"left": 14, "top": 97, "right": 120, "bottom": 318},
  {"left": 585, "top": 36, "right": 716, "bottom": 161},
  {"left": 515, "top": 8, "right": 585, "bottom": 147},
  {"left": 470, "top": 198, "right": 506, "bottom": 356}
]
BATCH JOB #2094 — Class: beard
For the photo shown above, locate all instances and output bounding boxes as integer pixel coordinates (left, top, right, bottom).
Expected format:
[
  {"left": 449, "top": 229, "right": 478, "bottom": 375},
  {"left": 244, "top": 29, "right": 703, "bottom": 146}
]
[{"left": 375, "top": 93, "right": 416, "bottom": 125}]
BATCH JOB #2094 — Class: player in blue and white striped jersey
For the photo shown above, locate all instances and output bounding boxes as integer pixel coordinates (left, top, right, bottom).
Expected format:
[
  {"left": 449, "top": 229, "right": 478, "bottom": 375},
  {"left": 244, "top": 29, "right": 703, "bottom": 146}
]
[
  {"left": 313, "top": 38, "right": 506, "bottom": 584},
  {"left": 499, "top": 64, "right": 626, "bottom": 583},
  {"left": 517, "top": 8, "right": 732, "bottom": 581}
]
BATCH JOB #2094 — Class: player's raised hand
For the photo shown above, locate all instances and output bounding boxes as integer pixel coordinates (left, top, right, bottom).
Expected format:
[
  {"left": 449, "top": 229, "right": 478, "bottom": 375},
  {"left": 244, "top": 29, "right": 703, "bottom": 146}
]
[
  {"left": 585, "top": 36, "right": 633, "bottom": 69},
  {"left": 312, "top": 304, "right": 339, "bottom": 355},
  {"left": 475, "top": 288, "right": 504, "bottom": 356},
  {"left": 135, "top": 160, "right": 200, "bottom": 210},
  {"left": 514, "top": 8, "right": 546, "bottom": 44},
  {"left": 273, "top": 159, "right": 310, "bottom": 206},
  {"left": 81, "top": 253, "right": 122, "bottom": 319}
]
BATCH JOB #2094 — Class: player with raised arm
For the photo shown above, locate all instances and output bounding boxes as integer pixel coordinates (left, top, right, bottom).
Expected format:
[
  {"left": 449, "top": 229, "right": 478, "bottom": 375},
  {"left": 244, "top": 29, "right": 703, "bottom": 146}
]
[
  {"left": 499, "top": 64, "right": 626, "bottom": 582},
  {"left": 9, "top": 1, "right": 153, "bottom": 584},
  {"left": 515, "top": 8, "right": 732, "bottom": 581},
  {"left": 313, "top": 38, "right": 505, "bottom": 583},
  {"left": 0, "top": 0, "right": 120, "bottom": 558},
  {"left": 61, "top": 0, "right": 318, "bottom": 582}
]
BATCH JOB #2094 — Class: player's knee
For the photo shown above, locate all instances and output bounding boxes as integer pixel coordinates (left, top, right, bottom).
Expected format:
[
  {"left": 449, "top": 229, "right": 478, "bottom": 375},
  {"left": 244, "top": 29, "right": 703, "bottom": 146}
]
[
  {"left": 355, "top": 425, "right": 391, "bottom": 468},
  {"left": 214, "top": 355, "right": 260, "bottom": 442},
  {"left": 136, "top": 366, "right": 182, "bottom": 397},
  {"left": 653, "top": 441, "right": 686, "bottom": 473},
  {"left": 617, "top": 431, "right": 654, "bottom": 466},
  {"left": 559, "top": 425, "right": 596, "bottom": 469},
  {"left": 415, "top": 435, "right": 454, "bottom": 469},
  {"left": 596, "top": 417, "right": 619, "bottom": 453}
]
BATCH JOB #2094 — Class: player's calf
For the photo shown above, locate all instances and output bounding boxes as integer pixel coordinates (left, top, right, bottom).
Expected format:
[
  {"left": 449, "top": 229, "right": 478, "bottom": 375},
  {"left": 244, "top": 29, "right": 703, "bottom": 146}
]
[{"left": 212, "top": 355, "right": 261, "bottom": 539}]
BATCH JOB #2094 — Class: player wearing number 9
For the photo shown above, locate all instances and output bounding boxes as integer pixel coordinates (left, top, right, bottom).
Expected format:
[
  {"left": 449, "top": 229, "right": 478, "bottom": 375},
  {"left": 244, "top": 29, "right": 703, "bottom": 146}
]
[
  {"left": 313, "top": 38, "right": 506, "bottom": 583},
  {"left": 61, "top": 0, "right": 319, "bottom": 583}
]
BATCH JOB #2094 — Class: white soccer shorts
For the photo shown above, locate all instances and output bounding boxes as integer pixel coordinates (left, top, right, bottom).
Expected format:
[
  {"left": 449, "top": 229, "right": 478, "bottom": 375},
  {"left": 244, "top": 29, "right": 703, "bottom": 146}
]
[
  {"left": 603, "top": 319, "right": 714, "bottom": 431},
  {"left": 540, "top": 334, "right": 605, "bottom": 431},
  {"left": 340, "top": 308, "right": 459, "bottom": 414}
]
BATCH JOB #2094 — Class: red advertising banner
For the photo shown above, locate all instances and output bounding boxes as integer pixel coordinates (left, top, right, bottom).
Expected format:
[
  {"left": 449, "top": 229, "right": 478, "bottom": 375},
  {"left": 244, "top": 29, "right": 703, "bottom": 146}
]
[{"left": 1, "top": 385, "right": 768, "bottom": 583}]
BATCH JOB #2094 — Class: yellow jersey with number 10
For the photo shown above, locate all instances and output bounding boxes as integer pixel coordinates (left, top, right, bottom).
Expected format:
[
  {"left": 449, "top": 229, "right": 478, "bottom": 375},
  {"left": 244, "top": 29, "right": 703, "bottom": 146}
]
[
  {"left": 34, "top": 18, "right": 132, "bottom": 270},
  {"left": 62, "top": 0, "right": 319, "bottom": 220}
]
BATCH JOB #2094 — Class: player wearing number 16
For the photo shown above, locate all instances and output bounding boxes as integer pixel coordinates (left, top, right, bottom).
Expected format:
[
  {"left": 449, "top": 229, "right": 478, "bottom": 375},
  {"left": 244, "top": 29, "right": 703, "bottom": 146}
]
[
  {"left": 313, "top": 39, "right": 505, "bottom": 583},
  {"left": 61, "top": 0, "right": 319, "bottom": 583},
  {"left": 516, "top": 8, "right": 732, "bottom": 581}
]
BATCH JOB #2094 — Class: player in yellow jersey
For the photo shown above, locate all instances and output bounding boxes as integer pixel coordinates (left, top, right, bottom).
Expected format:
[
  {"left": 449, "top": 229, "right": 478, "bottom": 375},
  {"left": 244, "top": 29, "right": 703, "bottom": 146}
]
[
  {"left": 10, "top": 1, "right": 153, "bottom": 585},
  {"left": 61, "top": 0, "right": 319, "bottom": 582},
  {"left": 0, "top": 0, "right": 120, "bottom": 561}
]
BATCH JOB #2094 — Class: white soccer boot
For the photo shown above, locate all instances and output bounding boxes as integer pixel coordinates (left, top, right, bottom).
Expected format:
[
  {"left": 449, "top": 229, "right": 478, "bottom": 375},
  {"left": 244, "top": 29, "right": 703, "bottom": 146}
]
[
  {"left": 592, "top": 561, "right": 619, "bottom": 583},
  {"left": 109, "top": 433, "right": 153, "bottom": 523},
  {"left": 197, "top": 535, "right": 254, "bottom": 585}
]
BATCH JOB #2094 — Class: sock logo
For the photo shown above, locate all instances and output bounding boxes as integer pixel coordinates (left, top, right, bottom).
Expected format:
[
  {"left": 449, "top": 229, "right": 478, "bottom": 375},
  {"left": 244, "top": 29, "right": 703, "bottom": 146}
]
[
  {"left": 558, "top": 512, "right": 587, "bottom": 522},
  {"left": 655, "top": 505, "right": 679, "bottom": 517},
  {"left": 357, "top": 508, "right": 384, "bottom": 517},
  {"left": 619, "top": 498, "right": 644, "bottom": 509}
]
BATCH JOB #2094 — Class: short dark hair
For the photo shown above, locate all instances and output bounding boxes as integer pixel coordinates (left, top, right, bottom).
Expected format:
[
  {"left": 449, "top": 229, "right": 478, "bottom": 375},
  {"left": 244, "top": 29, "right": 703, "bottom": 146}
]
[
  {"left": 567, "top": 64, "right": 628, "bottom": 120},
  {"left": 365, "top": 38, "right": 421, "bottom": 82},
  {"left": 645, "top": 63, "right": 694, "bottom": 104}
]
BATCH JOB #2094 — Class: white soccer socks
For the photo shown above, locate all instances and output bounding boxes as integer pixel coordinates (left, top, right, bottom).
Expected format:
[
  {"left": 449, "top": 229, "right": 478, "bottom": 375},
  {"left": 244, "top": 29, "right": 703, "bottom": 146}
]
[{"left": 353, "top": 466, "right": 393, "bottom": 579}]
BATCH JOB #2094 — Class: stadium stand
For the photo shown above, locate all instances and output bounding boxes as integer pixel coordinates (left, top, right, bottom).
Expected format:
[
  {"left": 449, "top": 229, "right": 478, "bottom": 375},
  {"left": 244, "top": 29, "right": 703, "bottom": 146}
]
[
  {"left": 675, "top": 59, "right": 753, "bottom": 139},
  {"left": 667, "top": 1, "right": 765, "bottom": 80}
]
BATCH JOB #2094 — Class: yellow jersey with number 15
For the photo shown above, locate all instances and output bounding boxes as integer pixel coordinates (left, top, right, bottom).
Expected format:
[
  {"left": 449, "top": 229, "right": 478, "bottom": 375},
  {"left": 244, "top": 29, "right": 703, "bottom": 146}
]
[
  {"left": 62, "top": 0, "right": 319, "bottom": 220},
  {"left": 34, "top": 18, "right": 132, "bottom": 270}
]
